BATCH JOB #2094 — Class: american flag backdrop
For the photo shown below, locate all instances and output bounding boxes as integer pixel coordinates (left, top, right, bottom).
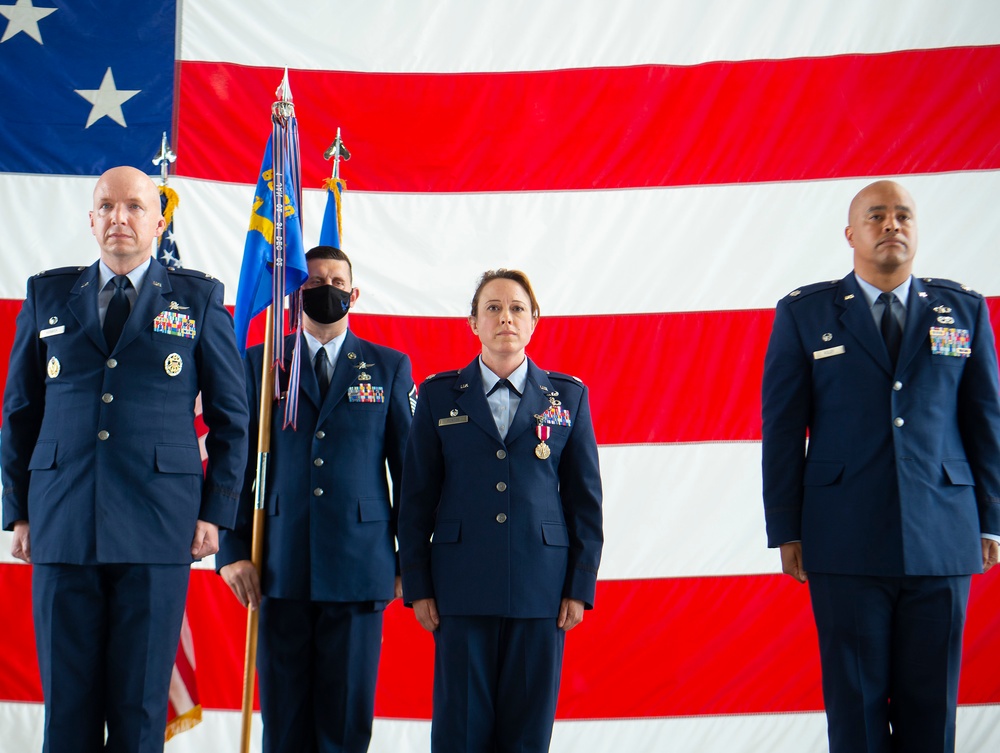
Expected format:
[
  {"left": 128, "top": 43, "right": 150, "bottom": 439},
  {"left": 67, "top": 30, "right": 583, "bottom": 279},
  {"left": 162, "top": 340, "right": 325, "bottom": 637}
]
[{"left": 1, "top": 1, "right": 1000, "bottom": 751}]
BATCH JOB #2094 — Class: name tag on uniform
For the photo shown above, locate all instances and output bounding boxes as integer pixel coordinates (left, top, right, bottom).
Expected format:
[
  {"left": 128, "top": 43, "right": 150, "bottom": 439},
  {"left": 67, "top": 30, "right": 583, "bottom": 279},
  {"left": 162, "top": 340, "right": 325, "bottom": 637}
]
[
  {"left": 813, "top": 345, "right": 846, "bottom": 360},
  {"left": 438, "top": 415, "right": 469, "bottom": 426},
  {"left": 39, "top": 325, "right": 65, "bottom": 338}
]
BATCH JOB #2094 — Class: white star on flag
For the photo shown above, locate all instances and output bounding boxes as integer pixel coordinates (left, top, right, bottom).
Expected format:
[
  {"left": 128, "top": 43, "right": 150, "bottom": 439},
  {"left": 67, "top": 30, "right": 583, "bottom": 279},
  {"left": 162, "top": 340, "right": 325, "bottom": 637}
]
[
  {"left": 74, "top": 67, "right": 140, "bottom": 128},
  {"left": 0, "top": 0, "right": 56, "bottom": 44}
]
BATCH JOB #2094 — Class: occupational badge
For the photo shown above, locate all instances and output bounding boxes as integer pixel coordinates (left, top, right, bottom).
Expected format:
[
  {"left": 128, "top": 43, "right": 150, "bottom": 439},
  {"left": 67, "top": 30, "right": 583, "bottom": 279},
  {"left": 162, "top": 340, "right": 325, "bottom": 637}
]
[
  {"left": 164, "top": 352, "right": 183, "bottom": 376},
  {"left": 933, "top": 305, "right": 952, "bottom": 314},
  {"left": 936, "top": 315, "right": 955, "bottom": 325},
  {"left": 47, "top": 357, "right": 60, "bottom": 379},
  {"left": 48, "top": 316, "right": 58, "bottom": 325},
  {"left": 168, "top": 301, "right": 190, "bottom": 311},
  {"left": 821, "top": 333, "right": 833, "bottom": 342}
]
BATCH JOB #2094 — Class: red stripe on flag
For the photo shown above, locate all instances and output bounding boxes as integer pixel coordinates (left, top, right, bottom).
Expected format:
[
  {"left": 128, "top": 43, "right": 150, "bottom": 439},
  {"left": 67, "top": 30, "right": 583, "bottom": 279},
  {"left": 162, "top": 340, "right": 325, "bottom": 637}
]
[
  {"left": 3, "top": 566, "right": 1000, "bottom": 716},
  {"left": 176, "top": 46, "right": 1000, "bottom": 192}
]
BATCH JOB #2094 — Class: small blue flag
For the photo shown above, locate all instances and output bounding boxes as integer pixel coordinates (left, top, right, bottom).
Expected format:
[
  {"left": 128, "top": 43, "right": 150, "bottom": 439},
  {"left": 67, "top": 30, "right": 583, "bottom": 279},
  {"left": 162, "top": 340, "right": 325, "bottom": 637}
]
[{"left": 233, "top": 138, "right": 308, "bottom": 353}]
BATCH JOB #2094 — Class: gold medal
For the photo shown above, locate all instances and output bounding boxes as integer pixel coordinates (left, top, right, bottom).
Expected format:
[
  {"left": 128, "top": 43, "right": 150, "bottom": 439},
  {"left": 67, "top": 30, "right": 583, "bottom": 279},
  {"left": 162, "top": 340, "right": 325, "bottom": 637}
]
[
  {"left": 47, "top": 357, "right": 61, "bottom": 378},
  {"left": 164, "top": 352, "right": 183, "bottom": 377},
  {"left": 535, "top": 441, "right": 551, "bottom": 460}
]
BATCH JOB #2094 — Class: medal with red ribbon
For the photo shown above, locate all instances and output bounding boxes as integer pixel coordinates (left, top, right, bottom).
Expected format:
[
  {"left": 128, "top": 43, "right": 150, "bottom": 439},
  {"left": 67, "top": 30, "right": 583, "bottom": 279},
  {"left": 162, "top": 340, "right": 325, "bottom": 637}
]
[{"left": 535, "top": 420, "right": 551, "bottom": 459}]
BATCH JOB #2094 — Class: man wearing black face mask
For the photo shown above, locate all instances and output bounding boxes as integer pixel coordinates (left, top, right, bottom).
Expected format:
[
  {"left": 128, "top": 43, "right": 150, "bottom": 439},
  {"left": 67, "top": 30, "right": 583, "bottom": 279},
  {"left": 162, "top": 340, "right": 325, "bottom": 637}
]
[{"left": 218, "top": 246, "right": 416, "bottom": 753}]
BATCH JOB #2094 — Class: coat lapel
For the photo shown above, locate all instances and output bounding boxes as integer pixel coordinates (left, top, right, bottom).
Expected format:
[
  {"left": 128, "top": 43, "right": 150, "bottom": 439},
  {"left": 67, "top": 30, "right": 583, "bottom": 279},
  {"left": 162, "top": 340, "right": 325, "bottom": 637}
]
[
  {"left": 506, "top": 359, "right": 552, "bottom": 445},
  {"left": 836, "top": 274, "right": 894, "bottom": 375},
  {"left": 67, "top": 263, "right": 105, "bottom": 351},
  {"left": 454, "top": 358, "right": 503, "bottom": 444},
  {"left": 897, "top": 277, "right": 934, "bottom": 375},
  {"left": 114, "top": 260, "right": 173, "bottom": 354},
  {"left": 319, "top": 330, "right": 362, "bottom": 422}
]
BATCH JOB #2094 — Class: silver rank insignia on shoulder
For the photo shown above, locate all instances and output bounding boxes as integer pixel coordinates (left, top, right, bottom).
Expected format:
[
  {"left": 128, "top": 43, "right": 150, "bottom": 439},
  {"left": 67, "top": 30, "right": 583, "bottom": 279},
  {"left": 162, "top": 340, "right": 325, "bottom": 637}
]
[
  {"left": 168, "top": 301, "right": 189, "bottom": 311},
  {"left": 933, "top": 305, "right": 952, "bottom": 314},
  {"left": 164, "top": 353, "right": 183, "bottom": 377},
  {"left": 47, "top": 357, "right": 61, "bottom": 378},
  {"left": 789, "top": 290, "right": 801, "bottom": 296}
]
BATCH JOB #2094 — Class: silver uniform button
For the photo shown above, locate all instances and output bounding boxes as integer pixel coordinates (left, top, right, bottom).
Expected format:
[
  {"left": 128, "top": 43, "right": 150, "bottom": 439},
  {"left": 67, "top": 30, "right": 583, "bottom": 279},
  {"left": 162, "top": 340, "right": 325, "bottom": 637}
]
[
  {"left": 496, "top": 513, "right": 508, "bottom": 523},
  {"left": 106, "top": 358, "right": 117, "bottom": 368},
  {"left": 496, "top": 482, "right": 507, "bottom": 492},
  {"left": 496, "top": 450, "right": 507, "bottom": 459},
  {"left": 893, "top": 381, "right": 902, "bottom": 391},
  {"left": 315, "top": 430, "right": 326, "bottom": 439},
  {"left": 893, "top": 417, "right": 904, "bottom": 428},
  {"left": 313, "top": 458, "right": 324, "bottom": 467},
  {"left": 98, "top": 430, "right": 110, "bottom": 440},
  {"left": 313, "top": 488, "right": 324, "bottom": 497},
  {"left": 101, "top": 393, "right": 113, "bottom": 403}
]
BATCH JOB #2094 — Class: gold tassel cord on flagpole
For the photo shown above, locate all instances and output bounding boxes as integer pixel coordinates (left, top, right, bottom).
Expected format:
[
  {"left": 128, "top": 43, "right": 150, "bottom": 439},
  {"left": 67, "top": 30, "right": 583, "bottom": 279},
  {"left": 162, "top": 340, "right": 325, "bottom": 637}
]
[{"left": 239, "top": 306, "right": 275, "bottom": 753}]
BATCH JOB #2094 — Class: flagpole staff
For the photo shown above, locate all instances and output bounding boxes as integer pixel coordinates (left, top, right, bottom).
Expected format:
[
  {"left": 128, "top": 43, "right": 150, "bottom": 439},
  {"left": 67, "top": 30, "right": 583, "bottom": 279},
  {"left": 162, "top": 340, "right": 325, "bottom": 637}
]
[{"left": 239, "top": 69, "right": 301, "bottom": 753}]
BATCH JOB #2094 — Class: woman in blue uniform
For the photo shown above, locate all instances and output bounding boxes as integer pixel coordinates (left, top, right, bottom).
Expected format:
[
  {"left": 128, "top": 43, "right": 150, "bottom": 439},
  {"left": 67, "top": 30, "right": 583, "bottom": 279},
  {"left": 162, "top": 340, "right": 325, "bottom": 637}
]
[{"left": 398, "top": 268, "right": 604, "bottom": 753}]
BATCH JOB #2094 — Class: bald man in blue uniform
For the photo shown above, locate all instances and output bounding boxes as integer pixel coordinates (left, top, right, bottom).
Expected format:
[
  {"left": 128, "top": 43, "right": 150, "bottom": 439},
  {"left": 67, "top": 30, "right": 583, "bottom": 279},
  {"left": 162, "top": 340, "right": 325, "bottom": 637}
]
[
  {"left": 761, "top": 180, "right": 1000, "bottom": 753},
  {"left": 1, "top": 166, "right": 248, "bottom": 753}
]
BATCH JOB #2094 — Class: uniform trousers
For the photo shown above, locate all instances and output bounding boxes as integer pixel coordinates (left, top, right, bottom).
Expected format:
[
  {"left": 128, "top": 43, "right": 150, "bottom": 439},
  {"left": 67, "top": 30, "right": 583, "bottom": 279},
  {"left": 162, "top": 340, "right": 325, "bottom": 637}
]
[
  {"left": 257, "top": 596, "right": 384, "bottom": 753},
  {"left": 431, "top": 615, "right": 565, "bottom": 753},
  {"left": 32, "top": 562, "right": 190, "bottom": 753},
  {"left": 808, "top": 572, "right": 971, "bottom": 753}
]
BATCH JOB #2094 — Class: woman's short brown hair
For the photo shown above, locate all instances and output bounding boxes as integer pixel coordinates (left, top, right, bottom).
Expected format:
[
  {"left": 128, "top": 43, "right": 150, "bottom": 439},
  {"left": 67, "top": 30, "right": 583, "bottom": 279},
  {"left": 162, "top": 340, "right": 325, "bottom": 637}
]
[{"left": 470, "top": 269, "right": 540, "bottom": 319}]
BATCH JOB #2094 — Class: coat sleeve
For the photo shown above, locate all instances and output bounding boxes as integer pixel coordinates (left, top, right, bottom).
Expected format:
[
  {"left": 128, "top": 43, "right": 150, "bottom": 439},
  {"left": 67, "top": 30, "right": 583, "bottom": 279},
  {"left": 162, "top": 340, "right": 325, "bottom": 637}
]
[
  {"left": 556, "top": 383, "right": 604, "bottom": 609},
  {"left": 385, "top": 352, "right": 415, "bottom": 573},
  {"left": 216, "top": 350, "right": 260, "bottom": 567},
  {"left": 397, "top": 382, "right": 444, "bottom": 604},
  {"left": 957, "top": 296, "right": 1000, "bottom": 536},
  {"left": 1, "top": 279, "right": 44, "bottom": 529},
  {"left": 193, "top": 280, "right": 249, "bottom": 529},
  {"left": 761, "top": 298, "right": 812, "bottom": 547}
]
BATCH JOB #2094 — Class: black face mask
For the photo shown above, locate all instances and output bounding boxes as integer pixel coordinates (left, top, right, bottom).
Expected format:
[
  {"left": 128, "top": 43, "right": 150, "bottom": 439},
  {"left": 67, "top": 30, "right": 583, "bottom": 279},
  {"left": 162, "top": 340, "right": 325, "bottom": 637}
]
[{"left": 302, "top": 284, "right": 352, "bottom": 324}]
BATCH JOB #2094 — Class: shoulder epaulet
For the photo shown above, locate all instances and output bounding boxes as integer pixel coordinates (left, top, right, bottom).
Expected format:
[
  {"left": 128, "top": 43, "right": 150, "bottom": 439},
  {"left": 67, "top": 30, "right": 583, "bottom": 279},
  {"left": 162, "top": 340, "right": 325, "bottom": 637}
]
[
  {"left": 781, "top": 279, "right": 840, "bottom": 302},
  {"left": 544, "top": 370, "right": 584, "bottom": 386},
  {"left": 34, "top": 266, "right": 87, "bottom": 277},
  {"left": 920, "top": 277, "right": 982, "bottom": 298},
  {"left": 423, "top": 369, "right": 460, "bottom": 383},
  {"left": 167, "top": 267, "right": 218, "bottom": 282}
]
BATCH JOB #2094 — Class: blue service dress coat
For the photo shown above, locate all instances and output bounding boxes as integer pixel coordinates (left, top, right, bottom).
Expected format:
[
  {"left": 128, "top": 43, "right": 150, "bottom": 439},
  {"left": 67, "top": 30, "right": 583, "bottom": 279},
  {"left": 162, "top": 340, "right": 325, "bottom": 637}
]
[
  {"left": 398, "top": 357, "right": 604, "bottom": 617},
  {"left": 1, "top": 260, "right": 249, "bottom": 562},
  {"left": 762, "top": 272, "right": 1000, "bottom": 575},
  {"left": 218, "top": 330, "right": 414, "bottom": 602}
]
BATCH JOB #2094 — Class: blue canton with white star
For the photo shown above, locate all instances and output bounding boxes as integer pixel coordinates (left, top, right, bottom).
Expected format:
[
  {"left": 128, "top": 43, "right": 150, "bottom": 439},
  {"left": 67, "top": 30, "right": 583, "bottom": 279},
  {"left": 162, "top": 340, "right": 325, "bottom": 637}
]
[{"left": 0, "top": 0, "right": 176, "bottom": 174}]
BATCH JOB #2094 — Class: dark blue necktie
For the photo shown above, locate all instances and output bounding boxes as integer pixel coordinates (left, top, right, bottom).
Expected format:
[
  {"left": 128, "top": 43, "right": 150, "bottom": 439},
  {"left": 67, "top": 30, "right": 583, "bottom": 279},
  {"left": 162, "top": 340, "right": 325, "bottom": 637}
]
[
  {"left": 103, "top": 275, "right": 131, "bottom": 350},
  {"left": 878, "top": 292, "right": 902, "bottom": 366},
  {"left": 314, "top": 349, "right": 331, "bottom": 399},
  {"left": 487, "top": 378, "right": 521, "bottom": 397}
]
